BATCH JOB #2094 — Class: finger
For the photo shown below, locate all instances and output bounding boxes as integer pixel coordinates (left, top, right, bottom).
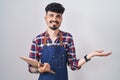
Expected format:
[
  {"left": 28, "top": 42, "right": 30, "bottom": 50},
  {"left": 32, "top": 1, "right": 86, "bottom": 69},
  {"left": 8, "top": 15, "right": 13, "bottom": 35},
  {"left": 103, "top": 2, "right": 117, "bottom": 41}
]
[
  {"left": 44, "top": 63, "right": 51, "bottom": 72},
  {"left": 43, "top": 63, "right": 48, "bottom": 70},
  {"left": 44, "top": 63, "right": 50, "bottom": 68},
  {"left": 38, "top": 63, "right": 40, "bottom": 68},
  {"left": 44, "top": 63, "right": 48, "bottom": 69},
  {"left": 45, "top": 68, "right": 50, "bottom": 72},
  {"left": 100, "top": 52, "right": 112, "bottom": 56},
  {"left": 95, "top": 50, "right": 104, "bottom": 53},
  {"left": 104, "top": 52, "right": 112, "bottom": 56}
]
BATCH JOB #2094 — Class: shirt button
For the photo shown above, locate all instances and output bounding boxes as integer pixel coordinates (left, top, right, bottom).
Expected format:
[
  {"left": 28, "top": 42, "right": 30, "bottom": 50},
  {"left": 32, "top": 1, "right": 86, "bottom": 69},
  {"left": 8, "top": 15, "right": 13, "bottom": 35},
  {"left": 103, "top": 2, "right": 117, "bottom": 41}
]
[{"left": 52, "top": 56, "right": 55, "bottom": 58}]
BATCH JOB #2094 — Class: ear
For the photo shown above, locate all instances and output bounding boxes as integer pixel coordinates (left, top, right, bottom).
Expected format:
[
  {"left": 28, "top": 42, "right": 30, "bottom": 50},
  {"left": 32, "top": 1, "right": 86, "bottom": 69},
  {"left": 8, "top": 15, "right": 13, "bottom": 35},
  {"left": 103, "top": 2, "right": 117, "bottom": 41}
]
[
  {"left": 61, "top": 16, "right": 63, "bottom": 20},
  {"left": 44, "top": 15, "right": 47, "bottom": 20},
  {"left": 44, "top": 15, "right": 48, "bottom": 22}
]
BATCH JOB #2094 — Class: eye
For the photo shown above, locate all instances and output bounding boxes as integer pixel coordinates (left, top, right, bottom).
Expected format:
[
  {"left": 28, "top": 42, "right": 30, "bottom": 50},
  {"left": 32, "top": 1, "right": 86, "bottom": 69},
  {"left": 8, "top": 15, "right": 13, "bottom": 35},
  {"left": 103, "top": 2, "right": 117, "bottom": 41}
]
[
  {"left": 49, "top": 14, "right": 54, "bottom": 17},
  {"left": 56, "top": 15, "right": 62, "bottom": 18}
]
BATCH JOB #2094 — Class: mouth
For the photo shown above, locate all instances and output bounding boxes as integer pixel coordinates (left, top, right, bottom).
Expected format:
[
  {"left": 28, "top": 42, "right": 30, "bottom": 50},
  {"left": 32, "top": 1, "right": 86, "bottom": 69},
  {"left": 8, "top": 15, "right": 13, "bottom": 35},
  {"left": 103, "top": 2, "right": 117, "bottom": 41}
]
[{"left": 50, "top": 21, "right": 59, "bottom": 24}]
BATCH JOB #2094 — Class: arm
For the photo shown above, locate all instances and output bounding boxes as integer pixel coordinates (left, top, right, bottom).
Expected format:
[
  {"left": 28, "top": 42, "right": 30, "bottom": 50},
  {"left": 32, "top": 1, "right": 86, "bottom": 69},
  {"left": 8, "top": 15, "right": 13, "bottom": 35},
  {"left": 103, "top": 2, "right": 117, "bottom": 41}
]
[
  {"left": 66, "top": 34, "right": 81, "bottom": 70},
  {"left": 66, "top": 33, "right": 112, "bottom": 70},
  {"left": 29, "top": 38, "right": 54, "bottom": 74},
  {"left": 78, "top": 50, "right": 112, "bottom": 68},
  {"left": 29, "top": 40, "right": 40, "bottom": 73}
]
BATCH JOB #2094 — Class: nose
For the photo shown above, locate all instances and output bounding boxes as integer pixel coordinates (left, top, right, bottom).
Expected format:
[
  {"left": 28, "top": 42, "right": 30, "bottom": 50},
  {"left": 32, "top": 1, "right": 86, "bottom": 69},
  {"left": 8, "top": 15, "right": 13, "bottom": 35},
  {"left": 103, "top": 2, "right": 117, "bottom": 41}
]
[{"left": 52, "top": 16, "right": 57, "bottom": 21}]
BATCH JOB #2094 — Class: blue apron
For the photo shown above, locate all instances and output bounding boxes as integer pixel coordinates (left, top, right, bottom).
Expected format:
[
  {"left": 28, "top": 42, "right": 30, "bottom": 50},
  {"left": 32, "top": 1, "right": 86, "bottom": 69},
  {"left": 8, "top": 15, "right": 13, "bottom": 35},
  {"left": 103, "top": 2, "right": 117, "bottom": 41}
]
[{"left": 38, "top": 32, "right": 68, "bottom": 80}]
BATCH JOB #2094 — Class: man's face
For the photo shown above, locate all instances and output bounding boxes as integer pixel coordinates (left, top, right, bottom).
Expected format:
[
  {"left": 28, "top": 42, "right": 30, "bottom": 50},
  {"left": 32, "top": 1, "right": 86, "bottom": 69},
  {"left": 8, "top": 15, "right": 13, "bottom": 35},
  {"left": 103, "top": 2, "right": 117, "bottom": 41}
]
[{"left": 45, "top": 11, "right": 63, "bottom": 30}]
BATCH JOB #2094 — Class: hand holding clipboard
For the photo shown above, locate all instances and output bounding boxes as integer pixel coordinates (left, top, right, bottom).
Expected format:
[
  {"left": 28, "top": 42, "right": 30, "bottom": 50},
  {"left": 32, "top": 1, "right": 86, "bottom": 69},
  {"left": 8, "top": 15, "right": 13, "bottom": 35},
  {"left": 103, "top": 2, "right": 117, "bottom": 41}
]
[{"left": 20, "top": 56, "right": 55, "bottom": 74}]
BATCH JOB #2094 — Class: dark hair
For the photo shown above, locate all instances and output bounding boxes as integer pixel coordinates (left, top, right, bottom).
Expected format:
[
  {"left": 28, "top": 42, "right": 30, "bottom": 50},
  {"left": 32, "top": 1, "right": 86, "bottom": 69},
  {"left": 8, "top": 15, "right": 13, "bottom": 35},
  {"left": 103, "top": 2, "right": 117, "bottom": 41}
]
[{"left": 45, "top": 2, "right": 65, "bottom": 14}]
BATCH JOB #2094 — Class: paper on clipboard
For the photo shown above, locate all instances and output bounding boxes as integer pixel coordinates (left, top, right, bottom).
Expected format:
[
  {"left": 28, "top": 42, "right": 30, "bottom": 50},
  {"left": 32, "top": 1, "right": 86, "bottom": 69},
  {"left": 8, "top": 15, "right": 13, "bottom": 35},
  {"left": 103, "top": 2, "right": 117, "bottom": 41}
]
[{"left": 20, "top": 56, "right": 55, "bottom": 74}]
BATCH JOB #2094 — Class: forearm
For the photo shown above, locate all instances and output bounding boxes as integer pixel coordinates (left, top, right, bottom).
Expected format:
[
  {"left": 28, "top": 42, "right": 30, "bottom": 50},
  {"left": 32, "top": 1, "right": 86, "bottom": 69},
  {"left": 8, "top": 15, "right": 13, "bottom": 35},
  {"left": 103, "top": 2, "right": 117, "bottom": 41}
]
[
  {"left": 78, "top": 50, "right": 112, "bottom": 68},
  {"left": 78, "top": 53, "right": 93, "bottom": 68}
]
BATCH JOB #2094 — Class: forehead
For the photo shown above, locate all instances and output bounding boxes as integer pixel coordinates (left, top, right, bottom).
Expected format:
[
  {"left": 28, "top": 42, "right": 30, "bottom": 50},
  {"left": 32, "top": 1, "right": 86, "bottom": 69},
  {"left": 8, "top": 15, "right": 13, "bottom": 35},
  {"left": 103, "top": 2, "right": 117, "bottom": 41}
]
[{"left": 46, "top": 11, "right": 62, "bottom": 16}]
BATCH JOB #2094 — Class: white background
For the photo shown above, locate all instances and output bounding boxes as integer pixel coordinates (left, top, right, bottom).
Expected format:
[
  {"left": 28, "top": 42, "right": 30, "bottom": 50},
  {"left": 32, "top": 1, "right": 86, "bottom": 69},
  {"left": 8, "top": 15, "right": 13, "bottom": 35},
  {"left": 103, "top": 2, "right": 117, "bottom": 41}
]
[{"left": 0, "top": 0, "right": 120, "bottom": 80}]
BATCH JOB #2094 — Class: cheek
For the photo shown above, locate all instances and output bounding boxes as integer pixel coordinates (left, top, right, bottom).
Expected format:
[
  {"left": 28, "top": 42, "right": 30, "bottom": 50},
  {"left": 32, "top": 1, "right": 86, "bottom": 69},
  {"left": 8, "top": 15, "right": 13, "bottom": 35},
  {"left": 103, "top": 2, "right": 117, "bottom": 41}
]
[
  {"left": 45, "top": 18, "right": 50, "bottom": 24},
  {"left": 58, "top": 19, "right": 62, "bottom": 24},
  {"left": 58, "top": 18, "right": 62, "bottom": 22}
]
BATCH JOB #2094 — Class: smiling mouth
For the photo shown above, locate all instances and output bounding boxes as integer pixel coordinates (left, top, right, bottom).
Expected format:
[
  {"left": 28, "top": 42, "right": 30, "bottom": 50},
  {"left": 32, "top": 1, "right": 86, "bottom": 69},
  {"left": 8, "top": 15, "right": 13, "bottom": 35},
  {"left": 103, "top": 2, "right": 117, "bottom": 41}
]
[{"left": 50, "top": 21, "right": 59, "bottom": 24}]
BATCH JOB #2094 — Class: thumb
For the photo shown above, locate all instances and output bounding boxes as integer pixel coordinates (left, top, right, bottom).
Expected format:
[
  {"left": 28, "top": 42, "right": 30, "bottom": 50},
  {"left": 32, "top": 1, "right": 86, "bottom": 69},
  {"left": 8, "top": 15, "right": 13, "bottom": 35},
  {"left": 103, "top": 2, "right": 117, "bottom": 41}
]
[
  {"left": 38, "top": 63, "right": 40, "bottom": 68},
  {"left": 95, "top": 50, "right": 104, "bottom": 53}
]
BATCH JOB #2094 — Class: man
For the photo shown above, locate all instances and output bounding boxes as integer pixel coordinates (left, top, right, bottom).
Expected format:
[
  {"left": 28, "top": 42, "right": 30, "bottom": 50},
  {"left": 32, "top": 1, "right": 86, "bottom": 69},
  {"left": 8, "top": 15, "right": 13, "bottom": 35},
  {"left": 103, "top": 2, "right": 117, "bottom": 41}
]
[{"left": 28, "top": 2, "right": 112, "bottom": 80}]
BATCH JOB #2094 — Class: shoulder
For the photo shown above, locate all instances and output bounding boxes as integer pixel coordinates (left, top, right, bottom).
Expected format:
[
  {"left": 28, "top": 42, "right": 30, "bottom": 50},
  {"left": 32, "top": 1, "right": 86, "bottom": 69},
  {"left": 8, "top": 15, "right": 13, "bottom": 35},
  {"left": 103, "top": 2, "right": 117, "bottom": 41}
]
[
  {"left": 36, "top": 31, "right": 46, "bottom": 38},
  {"left": 32, "top": 31, "right": 46, "bottom": 43},
  {"left": 60, "top": 30, "right": 73, "bottom": 38}
]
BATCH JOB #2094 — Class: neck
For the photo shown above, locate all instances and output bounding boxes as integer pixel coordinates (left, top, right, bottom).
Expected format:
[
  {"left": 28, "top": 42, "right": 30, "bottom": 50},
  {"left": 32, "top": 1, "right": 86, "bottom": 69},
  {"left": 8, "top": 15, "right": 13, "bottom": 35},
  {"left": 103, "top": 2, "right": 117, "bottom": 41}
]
[{"left": 47, "top": 28, "right": 59, "bottom": 37}]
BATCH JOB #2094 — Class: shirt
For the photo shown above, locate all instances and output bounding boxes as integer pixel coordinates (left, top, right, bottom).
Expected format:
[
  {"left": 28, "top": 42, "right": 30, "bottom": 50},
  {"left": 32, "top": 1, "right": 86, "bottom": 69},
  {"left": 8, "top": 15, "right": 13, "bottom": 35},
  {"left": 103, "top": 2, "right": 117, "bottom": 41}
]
[{"left": 29, "top": 30, "right": 80, "bottom": 70}]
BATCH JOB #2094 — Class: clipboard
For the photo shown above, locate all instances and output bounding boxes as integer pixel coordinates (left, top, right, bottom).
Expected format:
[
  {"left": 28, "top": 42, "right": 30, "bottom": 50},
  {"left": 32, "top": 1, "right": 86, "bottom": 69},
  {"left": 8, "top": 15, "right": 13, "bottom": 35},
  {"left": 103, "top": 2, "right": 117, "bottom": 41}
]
[{"left": 20, "top": 56, "right": 55, "bottom": 74}]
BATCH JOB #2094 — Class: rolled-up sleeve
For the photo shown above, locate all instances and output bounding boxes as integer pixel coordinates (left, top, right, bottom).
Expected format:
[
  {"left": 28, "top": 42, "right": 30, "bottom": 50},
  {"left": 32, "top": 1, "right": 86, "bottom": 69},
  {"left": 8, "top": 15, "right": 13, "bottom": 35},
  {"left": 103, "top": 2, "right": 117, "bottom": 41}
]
[
  {"left": 67, "top": 35, "right": 80, "bottom": 70},
  {"left": 28, "top": 39, "right": 41, "bottom": 73}
]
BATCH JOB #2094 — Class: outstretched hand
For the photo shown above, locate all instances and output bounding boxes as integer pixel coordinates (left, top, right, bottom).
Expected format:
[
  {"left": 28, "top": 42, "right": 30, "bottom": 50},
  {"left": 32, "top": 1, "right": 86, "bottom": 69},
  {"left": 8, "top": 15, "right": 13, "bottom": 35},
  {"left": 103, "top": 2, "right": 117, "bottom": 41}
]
[
  {"left": 78, "top": 50, "right": 112, "bottom": 68},
  {"left": 91, "top": 50, "right": 112, "bottom": 57}
]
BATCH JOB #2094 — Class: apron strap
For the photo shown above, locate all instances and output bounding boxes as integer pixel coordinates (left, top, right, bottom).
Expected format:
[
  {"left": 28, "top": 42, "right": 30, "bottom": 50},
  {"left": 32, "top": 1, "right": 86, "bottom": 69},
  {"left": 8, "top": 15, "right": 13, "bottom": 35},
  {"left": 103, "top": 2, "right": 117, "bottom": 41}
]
[
  {"left": 43, "top": 32, "right": 47, "bottom": 46},
  {"left": 59, "top": 32, "right": 63, "bottom": 46},
  {"left": 43, "top": 31, "right": 63, "bottom": 46}
]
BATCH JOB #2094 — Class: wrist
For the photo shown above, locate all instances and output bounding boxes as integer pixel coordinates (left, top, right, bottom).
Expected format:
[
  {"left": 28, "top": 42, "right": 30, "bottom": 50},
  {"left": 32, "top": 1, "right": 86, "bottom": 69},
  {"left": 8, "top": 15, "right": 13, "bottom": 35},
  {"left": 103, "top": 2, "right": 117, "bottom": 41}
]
[
  {"left": 36, "top": 68, "right": 40, "bottom": 73},
  {"left": 84, "top": 55, "right": 91, "bottom": 62},
  {"left": 87, "top": 53, "right": 94, "bottom": 59}
]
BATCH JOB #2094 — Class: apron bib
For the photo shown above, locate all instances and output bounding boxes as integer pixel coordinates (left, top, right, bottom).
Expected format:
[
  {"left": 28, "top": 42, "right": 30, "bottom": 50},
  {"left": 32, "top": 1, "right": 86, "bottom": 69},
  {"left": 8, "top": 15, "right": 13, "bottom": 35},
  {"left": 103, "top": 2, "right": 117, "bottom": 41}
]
[{"left": 38, "top": 32, "right": 68, "bottom": 80}]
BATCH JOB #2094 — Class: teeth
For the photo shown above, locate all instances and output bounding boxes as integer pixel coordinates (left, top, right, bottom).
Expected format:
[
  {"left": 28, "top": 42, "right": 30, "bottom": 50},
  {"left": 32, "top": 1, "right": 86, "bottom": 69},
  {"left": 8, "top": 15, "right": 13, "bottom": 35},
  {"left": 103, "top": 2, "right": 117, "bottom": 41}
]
[
  {"left": 51, "top": 21, "right": 57, "bottom": 23},
  {"left": 52, "top": 22, "right": 57, "bottom": 25}
]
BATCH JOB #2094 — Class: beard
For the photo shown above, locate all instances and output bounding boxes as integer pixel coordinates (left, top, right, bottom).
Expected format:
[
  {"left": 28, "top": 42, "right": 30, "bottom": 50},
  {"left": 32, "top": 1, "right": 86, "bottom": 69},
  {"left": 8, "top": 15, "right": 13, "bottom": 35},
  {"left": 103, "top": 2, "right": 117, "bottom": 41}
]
[
  {"left": 49, "top": 20, "right": 60, "bottom": 30},
  {"left": 50, "top": 25, "right": 59, "bottom": 30}
]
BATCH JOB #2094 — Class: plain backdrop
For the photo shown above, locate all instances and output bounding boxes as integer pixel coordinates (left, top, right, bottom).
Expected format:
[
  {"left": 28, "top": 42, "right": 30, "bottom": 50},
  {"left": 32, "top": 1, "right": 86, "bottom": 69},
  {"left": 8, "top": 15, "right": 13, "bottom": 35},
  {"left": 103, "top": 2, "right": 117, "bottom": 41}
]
[{"left": 0, "top": 0, "right": 120, "bottom": 80}]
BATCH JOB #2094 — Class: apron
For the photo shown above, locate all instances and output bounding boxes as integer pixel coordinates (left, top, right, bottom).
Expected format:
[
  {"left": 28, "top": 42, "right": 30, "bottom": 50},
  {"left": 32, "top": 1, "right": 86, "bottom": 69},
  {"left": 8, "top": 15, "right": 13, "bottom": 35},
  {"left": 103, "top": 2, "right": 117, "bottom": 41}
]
[{"left": 38, "top": 32, "right": 68, "bottom": 80}]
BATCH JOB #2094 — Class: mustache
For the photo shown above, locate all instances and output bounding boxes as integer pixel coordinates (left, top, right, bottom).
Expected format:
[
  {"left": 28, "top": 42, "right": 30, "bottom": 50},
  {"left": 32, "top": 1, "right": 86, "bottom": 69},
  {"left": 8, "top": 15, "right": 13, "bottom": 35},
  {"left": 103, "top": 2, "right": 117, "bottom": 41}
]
[{"left": 49, "top": 20, "right": 59, "bottom": 24}]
